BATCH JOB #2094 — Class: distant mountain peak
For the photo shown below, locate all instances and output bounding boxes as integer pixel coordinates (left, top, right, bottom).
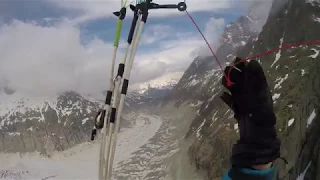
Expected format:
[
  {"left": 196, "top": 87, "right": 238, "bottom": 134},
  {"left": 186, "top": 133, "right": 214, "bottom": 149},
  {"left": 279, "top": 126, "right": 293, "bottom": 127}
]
[{"left": 132, "top": 72, "right": 183, "bottom": 95}]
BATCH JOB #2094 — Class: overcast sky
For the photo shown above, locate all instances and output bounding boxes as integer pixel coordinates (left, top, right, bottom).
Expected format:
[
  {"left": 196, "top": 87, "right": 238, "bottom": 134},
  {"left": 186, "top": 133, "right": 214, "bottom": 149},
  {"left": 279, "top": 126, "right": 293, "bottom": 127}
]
[{"left": 0, "top": 0, "right": 272, "bottom": 97}]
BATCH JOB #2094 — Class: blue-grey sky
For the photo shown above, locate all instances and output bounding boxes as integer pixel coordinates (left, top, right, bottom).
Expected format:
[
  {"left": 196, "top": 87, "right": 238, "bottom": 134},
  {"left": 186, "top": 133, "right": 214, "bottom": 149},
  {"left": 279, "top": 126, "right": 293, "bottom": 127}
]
[{"left": 0, "top": 0, "right": 266, "bottom": 96}]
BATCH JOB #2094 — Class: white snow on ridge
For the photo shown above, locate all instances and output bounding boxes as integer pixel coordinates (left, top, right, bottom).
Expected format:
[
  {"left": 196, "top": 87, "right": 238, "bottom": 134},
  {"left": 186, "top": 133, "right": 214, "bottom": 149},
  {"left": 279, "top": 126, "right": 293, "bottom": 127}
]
[
  {"left": 210, "top": 110, "right": 219, "bottom": 127},
  {"left": 224, "top": 109, "right": 231, "bottom": 116},
  {"left": 296, "top": 161, "right": 311, "bottom": 180},
  {"left": 246, "top": 15, "right": 253, "bottom": 22},
  {"left": 0, "top": 91, "right": 98, "bottom": 128},
  {"left": 274, "top": 74, "right": 289, "bottom": 90},
  {"left": 201, "top": 69, "right": 220, "bottom": 87},
  {"left": 187, "top": 78, "right": 200, "bottom": 87},
  {"left": 0, "top": 93, "right": 57, "bottom": 116},
  {"left": 301, "top": 69, "right": 306, "bottom": 76},
  {"left": 81, "top": 117, "right": 90, "bottom": 125},
  {"left": 288, "top": 118, "right": 295, "bottom": 127},
  {"left": 7, "top": 132, "right": 21, "bottom": 136},
  {"left": 307, "top": 109, "right": 316, "bottom": 128},
  {"left": 27, "top": 127, "right": 34, "bottom": 131},
  {"left": 234, "top": 123, "right": 238, "bottom": 130},
  {"left": 271, "top": 32, "right": 285, "bottom": 67},
  {"left": 0, "top": 92, "right": 58, "bottom": 127},
  {"left": 307, "top": 0, "right": 320, "bottom": 7},
  {"left": 272, "top": 93, "right": 281, "bottom": 101},
  {"left": 309, "top": 48, "right": 319, "bottom": 58},
  {"left": 196, "top": 119, "right": 206, "bottom": 139},
  {"left": 190, "top": 101, "right": 203, "bottom": 107},
  {"left": 131, "top": 72, "right": 182, "bottom": 92},
  {"left": 312, "top": 15, "right": 320, "bottom": 22}
]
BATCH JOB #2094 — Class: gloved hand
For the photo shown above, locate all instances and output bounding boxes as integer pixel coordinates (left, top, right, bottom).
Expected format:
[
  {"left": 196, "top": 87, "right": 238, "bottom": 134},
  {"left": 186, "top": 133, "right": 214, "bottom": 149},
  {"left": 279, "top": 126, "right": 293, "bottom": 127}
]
[{"left": 221, "top": 57, "right": 280, "bottom": 167}]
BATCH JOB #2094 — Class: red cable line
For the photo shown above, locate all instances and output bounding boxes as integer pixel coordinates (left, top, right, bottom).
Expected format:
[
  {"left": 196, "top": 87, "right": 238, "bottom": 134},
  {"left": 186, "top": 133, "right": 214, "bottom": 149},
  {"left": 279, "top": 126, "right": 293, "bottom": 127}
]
[
  {"left": 185, "top": 10, "right": 232, "bottom": 85},
  {"left": 228, "top": 40, "right": 320, "bottom": 86},
  {"left": 186, "top": 10, "right": 320, "bottom": 87}
]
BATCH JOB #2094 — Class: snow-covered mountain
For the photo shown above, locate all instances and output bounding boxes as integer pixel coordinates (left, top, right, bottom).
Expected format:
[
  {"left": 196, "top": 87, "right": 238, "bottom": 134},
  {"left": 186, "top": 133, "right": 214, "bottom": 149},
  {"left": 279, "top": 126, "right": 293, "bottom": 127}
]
[
  {"left": 0, "top": 91, "right": 99, "bottom": 154},
  {"left": 163, "top": 0, "right": 320, "bottom": 179},
  {"left": 131, "top": 72, "right": 182, "bottom": 96},
  {"left": 0, "top": 87, "right": 156, "bottom": 154},
  {"left": 135, "top": 72, "right": 182, "bottom": 92}
]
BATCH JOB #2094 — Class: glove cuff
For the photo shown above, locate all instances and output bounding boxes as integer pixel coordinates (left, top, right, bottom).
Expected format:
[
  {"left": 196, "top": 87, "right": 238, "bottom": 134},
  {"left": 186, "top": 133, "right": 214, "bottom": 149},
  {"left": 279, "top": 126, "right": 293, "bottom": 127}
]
[{"left": 231, "top": 138, "right": 281, "bottom": 167}]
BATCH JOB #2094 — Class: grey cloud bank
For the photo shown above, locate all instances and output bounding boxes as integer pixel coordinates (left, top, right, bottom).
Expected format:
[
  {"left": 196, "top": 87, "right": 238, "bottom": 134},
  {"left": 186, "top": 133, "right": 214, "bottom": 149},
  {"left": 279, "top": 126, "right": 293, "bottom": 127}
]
[{"left": 0, "top": 0, "right": 275, "bottom": 97}]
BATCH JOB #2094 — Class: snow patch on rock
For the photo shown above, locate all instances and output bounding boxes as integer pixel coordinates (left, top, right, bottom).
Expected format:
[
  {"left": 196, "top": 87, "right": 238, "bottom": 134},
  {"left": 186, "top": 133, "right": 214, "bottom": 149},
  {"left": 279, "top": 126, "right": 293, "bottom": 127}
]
[
  {"left": 196, "top": 119, "right": 206, "bottom": 139},
  {"left": 274, "top": 74, "right": 289, "bottom": 90},
  {"left": 309, "top": 48, "right": 319, "bottom": 58},
  {"left": 288, "top": 118, "right": 295, "bottom": 127},
  {"left": 271, "top": 32, "right": 285, "bottom": 67},
  {"left": 307, "top": 109, "right": 316, "bottom": 128},
  {"left": 272, "top": 93, "right": 281, "bottom": 101}
]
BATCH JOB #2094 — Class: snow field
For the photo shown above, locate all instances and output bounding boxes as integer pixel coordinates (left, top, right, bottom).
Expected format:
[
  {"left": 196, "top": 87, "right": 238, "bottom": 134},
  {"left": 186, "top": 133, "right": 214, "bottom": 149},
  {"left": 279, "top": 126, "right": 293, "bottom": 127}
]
[{"left": 0, "top": 114, "right": 162, "bottom": 180}]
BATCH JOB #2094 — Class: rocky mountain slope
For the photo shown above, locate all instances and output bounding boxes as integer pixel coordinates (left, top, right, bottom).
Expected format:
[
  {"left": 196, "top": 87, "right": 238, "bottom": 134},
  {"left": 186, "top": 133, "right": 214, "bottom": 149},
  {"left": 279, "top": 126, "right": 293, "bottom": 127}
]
[
  {"left": 166, "top": 1, "right": 271, "bottom": 106},
  {"left": 0, "top": 88, "right": 155, "bottom": 154},
  {"left": 0, "top": 91, "right": 98, "bottom": 154},
  {"left": 165, "top": 0, "right": 320, "bottom": 179}
]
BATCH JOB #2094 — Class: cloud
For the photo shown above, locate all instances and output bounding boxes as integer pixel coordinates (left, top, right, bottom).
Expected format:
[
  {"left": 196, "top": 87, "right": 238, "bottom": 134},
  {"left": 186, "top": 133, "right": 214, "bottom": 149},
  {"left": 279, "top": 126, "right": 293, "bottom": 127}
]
[
  {"left": 47, "top": 0, "right": 232, "bottom": 25},
  {"left": 140, "top": 24, "right": 174, "bottom": 45},
  {"left": 0, "top": 20, "right": 118, "bottom": 97},
  {"left": 130, "top": 34, "right": 205, "bottom": 85},
  {"left": 0, "top": 0, "right": 268, "bottom": 97},
  {"left": 128, "top": 15, "right": 226, "bottom": 86},
  {"left": 0, "top": 19, "right": 201, "bottom": 97},
  {"left": 204, "top": 17, "right": 225, "bottom": 40},
  {"left": 248, "top": 0, "right": 273, "bottom": 32},
  {"left": 194, "top": 17, "right": 226, "bottom": 56}
]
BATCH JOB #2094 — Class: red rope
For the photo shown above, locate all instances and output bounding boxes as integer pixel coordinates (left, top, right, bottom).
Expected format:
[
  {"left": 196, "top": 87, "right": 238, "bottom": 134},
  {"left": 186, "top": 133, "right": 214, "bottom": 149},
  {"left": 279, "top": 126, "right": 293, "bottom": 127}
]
[
  {"left": 186, "top": 10, "right": 320, "bottom": 87},
  {"left": 228, "top": 40, "right": 320, "bottom": 86},
  {"left": 185, "top": 10, "right": 231, "bottom": 85}
]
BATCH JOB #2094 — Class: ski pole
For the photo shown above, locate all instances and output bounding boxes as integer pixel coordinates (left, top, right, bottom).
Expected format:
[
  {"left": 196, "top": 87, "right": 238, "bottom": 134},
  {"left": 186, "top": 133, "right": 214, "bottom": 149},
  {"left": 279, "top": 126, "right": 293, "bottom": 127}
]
[
  {"left": 105, "top": 7, "right": 147, "bottom": 180},
  {"left": 104, "top": 1, "right": 187, "bottom": 179},
  {"left": 102, "top": 8, "right": 141, "bottom": 180},
  {"left": 94, "top": 5, "right": 128, "bottom": 180}
]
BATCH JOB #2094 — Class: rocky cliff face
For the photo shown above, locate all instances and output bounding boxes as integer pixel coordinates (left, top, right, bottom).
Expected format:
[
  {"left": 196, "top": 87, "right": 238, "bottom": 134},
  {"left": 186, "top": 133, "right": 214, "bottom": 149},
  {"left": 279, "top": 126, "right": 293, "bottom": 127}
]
[
  {"left": 0, "top": 89, "right": 152, "bottom": 154},
  {"left": 0, "top": 91, "right": 101, "bottom": 154},
  {"left": 168, "top": 0, "right": 320, "bottom": 179},
  {"left": 166, "top": 1, "right": 270, "bottom": 108}
]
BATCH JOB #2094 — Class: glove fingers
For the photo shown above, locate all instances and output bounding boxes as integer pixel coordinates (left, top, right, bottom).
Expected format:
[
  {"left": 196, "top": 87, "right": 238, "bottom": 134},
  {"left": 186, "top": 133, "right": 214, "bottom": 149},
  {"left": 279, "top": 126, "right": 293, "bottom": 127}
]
[
  {"left": 222, "top": 57, "right": 247, "bottom": 90},
  {"left": 234, "top": 57, "right": 246, "bottom": 72},
  {"left": 223, "top": 65, "right": 245, "bottom": 92},
  {"left": 222, "top": 66, "right": 232, "bottom": 89},
  {"left": 246, "top": 60, "right": 268, "bottom": 91},
  {"left": 246, "top": 60, "right": 275, "bottom": 120},
  {"left": 220, "top": 92, "right": 233, "bottom": 109}
]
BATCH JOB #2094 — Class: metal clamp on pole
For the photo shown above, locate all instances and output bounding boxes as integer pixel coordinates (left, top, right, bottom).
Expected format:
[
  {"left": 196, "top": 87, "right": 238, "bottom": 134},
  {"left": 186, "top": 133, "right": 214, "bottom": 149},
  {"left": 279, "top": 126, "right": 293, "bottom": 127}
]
[
  {"left": 113, "top": 7, "right": 127, "bottom": 20},
  {"left": 130, "top": 0, "right": 187, "bottom": 14},
  {"left": 149, "top": 1, "right": 187, "bottom": 11}
]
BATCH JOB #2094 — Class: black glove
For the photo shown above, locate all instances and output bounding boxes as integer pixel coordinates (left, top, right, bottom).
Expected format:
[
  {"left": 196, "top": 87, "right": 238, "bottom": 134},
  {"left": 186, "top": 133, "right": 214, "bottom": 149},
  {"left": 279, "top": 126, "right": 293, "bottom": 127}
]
[{"left": 221, "top": 57, "right": 280, "bottom": 167}]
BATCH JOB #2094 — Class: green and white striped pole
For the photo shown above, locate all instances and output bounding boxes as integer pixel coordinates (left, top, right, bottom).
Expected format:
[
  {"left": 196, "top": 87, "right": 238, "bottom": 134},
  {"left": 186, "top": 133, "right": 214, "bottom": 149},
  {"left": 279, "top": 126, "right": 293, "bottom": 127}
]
[{"left": 98, "top": 1, "right": 128, "bottom": 179}]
